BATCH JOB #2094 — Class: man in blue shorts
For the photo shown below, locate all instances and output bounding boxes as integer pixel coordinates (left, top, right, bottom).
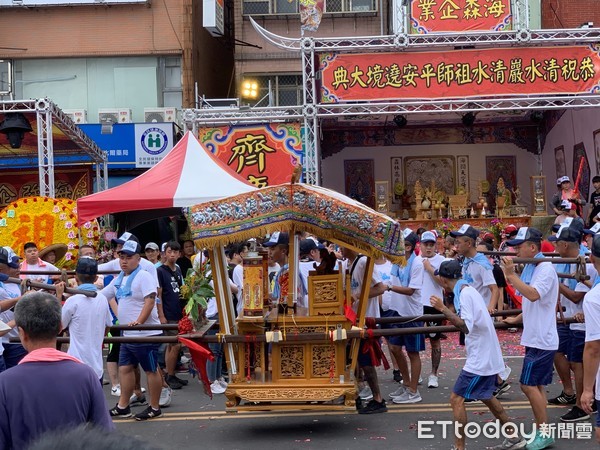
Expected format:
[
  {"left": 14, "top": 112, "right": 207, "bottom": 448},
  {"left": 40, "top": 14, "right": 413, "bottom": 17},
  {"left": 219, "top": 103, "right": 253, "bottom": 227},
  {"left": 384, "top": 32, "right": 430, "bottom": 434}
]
[
  {"left": 548, "top": 225, "right": 588, "bottom": 421},
  {"left": 431, "top": 259, "right": 525, "bottom": 450},
  {"left": 580, "top": 233, "right": 600, "bottom": 443},
  {"left": 501, "top": 227, "right": 559, "bottom": 450},
  {"left": 386, "top": 230, "right": 424, "bottom": 404},
  {"left": 102, "top": 240, "right": 163, "bottom": 420}
]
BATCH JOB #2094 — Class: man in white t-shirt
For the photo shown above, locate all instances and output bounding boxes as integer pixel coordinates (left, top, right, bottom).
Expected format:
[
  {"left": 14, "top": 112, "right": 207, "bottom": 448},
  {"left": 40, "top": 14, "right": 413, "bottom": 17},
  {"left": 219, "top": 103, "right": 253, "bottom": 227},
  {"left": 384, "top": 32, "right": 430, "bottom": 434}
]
[
  {"left": 102, "top": 240, "right": 163, "bottom": 421},
  {"left": 342, "top": 246, "right": 387, "bottom": 414},
  {"left": 98, "top": 233, "right": 159, "bottom": 289},
  {"left": 19, "top": 242, "right": 59, "bottom": 284},
  {"left": 450, "top": 225, "right": 499, "bottom": 312},
  {"left": 298, "top": 239, "right": 324, "bottom": 309},
  {"left": 580, "top": 234, "right": 600, "bottom": 443},
  {"left": 547, "top": 226, "right": 589, "bottom": 422},
  {"left": 386, "top": 230, "right": 424, "bottom": 404},
  {"left": 419, "top": 230, "right": 447, "bottom": 389},
  {"left": 61, "top": 257, "right": 112, "bottom": 383},
  {"left": 431, "top": 260, "right": 525, "bottom": 450},
  {"left": 99, "top": 232, "right": 159, "bottom": 400},
  {"left": 501, "top": 227, "right": 558, "bottom": 450}
]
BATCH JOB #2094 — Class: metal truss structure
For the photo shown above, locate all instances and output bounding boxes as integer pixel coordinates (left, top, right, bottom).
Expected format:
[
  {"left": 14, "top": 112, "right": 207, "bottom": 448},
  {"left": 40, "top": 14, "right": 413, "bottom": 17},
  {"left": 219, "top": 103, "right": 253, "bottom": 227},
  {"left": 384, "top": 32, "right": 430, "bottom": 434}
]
[
  {"left": 0, "top": 98, "right": 107, "bottom": 198},
  {"left": 183, "top": 1, "right": 600, "bottom": 186}
]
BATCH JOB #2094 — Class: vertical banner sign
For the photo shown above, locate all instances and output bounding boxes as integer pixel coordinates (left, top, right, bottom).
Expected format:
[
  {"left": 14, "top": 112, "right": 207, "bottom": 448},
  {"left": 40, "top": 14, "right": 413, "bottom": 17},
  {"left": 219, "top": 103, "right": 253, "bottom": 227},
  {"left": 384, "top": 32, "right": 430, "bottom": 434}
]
[
  {"left": 411, "top": 0, "right": 512, "bottom": 33},
  {"left": 198, "top": 123, "right": 304, "bottom": 187},
  {"left": 320, "top": 46, "right": 600, "bottom": 102},
  {"left": 300, "top": 0, "right": 324, "bottom": 32},
  {"left": 134, "top": 123, "right": 174, "bottom": 168}
]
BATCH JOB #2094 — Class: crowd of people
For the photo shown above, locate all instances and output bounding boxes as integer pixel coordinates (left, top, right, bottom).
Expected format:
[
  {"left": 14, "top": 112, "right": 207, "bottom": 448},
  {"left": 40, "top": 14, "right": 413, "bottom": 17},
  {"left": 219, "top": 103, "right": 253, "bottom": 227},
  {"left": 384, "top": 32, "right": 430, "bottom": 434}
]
[{"left": 3, "top": 198, "right": 600, "bottom": 449}]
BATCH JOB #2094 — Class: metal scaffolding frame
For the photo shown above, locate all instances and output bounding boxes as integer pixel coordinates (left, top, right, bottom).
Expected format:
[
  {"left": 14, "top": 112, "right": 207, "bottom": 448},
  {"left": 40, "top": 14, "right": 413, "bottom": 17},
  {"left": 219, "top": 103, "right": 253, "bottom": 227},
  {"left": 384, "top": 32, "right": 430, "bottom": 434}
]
[
  {"left": 0, "top": 98, "right": 108, "bottom": 197},
  {"left": 183, "top": 1, "right": 600, "bottom": 186}
]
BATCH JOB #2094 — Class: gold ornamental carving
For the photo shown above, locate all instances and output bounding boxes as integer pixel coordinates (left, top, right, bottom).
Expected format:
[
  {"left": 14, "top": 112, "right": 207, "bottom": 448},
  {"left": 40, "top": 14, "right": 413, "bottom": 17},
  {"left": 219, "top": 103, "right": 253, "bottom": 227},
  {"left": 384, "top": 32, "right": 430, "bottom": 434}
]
[{"left": 280, "top": 345, "right": 305, "bottom": 377}]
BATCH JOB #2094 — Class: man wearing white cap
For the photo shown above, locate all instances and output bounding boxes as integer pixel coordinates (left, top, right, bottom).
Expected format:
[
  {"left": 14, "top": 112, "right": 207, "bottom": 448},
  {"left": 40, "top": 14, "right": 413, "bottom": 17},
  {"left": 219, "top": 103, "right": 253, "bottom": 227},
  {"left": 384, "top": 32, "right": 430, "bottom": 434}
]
[
  {"left": 419, "top": 230, "right": 448, "bottom": 389},
  {"left": 386, "top": 229, "right": 424, "bottom": 404},
  {"left": 144, "top": 242, "right": 160, "bottom": 266},
  {"left": 551, "top": 176, "right": 585, "bottom": 217}
]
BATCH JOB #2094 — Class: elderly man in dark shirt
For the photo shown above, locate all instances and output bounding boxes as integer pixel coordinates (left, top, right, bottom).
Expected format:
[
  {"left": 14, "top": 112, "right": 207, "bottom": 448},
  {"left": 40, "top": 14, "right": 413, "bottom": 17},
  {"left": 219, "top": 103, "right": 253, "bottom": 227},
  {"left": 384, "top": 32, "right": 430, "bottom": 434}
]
[{"left": 0, "top": 292, "right": 113, "bottom": 450}]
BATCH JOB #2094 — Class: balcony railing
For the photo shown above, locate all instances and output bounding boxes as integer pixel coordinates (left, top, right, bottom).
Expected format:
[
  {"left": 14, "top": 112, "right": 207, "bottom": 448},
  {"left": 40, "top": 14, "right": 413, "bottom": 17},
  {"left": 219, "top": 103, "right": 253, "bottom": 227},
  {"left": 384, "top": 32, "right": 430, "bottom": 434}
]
[{"left": 242, "top": 0, "right": 377, "bottom": 16}]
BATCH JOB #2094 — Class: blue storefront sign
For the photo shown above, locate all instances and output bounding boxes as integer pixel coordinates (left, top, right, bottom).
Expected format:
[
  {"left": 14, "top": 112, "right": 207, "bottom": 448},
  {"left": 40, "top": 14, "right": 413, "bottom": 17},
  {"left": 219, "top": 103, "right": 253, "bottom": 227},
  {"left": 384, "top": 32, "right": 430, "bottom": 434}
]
[{"left": 79, "top": 123, "right": 175, "bottom": 169}]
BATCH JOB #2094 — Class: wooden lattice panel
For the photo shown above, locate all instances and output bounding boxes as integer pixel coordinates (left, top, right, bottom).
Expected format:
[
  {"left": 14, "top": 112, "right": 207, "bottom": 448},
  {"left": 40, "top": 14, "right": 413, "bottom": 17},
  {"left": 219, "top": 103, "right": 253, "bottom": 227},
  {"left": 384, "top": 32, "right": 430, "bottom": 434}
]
[
  {"left": 279, "top": 345, "right": 305, "bottom": 378},
  {"left": 308, "top": 273, "right": 343, "bottom": 316}
]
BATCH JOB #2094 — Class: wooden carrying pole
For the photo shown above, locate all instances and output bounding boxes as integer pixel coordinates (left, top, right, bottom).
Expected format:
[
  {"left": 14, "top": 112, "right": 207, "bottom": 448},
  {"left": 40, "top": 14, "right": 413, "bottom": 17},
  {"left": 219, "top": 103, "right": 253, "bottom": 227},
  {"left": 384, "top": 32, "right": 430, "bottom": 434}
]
[
  {"left": 9, "top": 316, "right": 578, "bottom": 344},
  {"left": 3, "top": 277, "right": 97, "bottom": 297}
]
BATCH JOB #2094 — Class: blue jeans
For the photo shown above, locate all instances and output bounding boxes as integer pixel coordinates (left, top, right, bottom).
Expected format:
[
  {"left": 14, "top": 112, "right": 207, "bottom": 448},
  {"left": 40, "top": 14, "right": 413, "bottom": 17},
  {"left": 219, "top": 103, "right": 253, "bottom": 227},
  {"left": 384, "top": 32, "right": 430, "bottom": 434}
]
[
  {"left": 206, "top": 314, "right": 223, "bottom": 382},
  {"left": 0, "top": 355, "right": 6, "bottom": 373}
]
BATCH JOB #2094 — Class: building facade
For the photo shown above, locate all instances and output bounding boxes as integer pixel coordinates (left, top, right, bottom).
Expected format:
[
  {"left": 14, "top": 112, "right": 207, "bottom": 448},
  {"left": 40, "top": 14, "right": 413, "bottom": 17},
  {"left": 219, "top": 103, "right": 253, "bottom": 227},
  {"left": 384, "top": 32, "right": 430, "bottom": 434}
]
[{"left": 0, "top": 0, "right": 234, "bottom": 122}]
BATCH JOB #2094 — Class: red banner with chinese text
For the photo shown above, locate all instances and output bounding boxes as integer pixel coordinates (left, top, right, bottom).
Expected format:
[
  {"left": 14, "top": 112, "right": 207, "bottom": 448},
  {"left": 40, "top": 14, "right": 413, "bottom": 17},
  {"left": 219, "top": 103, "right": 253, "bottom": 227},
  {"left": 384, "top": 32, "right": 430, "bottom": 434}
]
[
  {"left": 320, "top": 46, "right": 600, "bottom": 103},
  {"left": 0, "top": 168, "right": 91, "bottom": 209},
  {"left": 197, "top": 123, "right": 303, "bottom": 188},
  {"left": 411, "top": 0, "right": 512, "bottom": 33}
]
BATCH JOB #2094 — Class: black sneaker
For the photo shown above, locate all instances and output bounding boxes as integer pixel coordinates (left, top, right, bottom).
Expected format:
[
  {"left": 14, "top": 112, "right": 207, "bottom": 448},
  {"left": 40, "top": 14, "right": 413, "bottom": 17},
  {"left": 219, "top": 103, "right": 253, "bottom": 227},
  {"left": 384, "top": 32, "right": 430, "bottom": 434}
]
[
  {"left": 548, "top": 391, "right": 576, "bottom": 405},
  {"left": 393, "top": 369, "right": 402, "bottom": 383},
  {"left": 109, "top": 404, "right": 133, "bottom": 418},
  {"left": 135, "top": 406, "right": 162, "bottom": 421},
  {"left": 172, "top": 374, "right": 188, "bottom": 386},
  {"left": 560, "top": 406, "right": 590, "bottom": 422},
  {"left": 165, "top": 375, "right": 184, "bottom": 390},
  {"left": 358, "top": 399, "right": 387, "bottom": 414},
  {"left": 355, "top": 396, "right": 363, "bottom": 411},
  {"left": 493, "top": 381, "right": 511, "bottom": 398}
]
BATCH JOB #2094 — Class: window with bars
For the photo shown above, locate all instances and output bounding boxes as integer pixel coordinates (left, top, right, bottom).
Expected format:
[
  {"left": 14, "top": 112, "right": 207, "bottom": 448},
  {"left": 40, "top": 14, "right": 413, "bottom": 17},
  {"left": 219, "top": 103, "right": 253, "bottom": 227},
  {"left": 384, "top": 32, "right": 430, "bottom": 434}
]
[
  {"left": 242, "top": 0, "right": 376, "bottom": 15},
  {"left": 247, "top": 74, "right": 303, "bottom": 107}
]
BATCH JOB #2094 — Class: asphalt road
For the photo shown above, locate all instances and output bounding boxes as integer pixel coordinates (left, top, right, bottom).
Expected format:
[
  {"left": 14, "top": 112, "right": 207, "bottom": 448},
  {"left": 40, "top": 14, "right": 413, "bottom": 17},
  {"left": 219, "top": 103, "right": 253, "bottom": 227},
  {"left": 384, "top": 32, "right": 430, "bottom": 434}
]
[{"left": 105, "top": 331, "right": 598, "bottom": 450}]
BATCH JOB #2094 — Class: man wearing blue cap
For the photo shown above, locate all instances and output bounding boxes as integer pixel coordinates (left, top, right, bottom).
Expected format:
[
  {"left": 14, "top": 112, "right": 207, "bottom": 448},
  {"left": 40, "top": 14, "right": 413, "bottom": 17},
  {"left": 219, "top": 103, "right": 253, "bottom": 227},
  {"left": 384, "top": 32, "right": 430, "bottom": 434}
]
[
  {"left": 450, "top": 224, "right": 500, "bottom": 313},
  {"left": 431, "top": 259, "right": 525, "bottom": 450},
  {"left": 264, "top": 232, "right": 307, "bottom": 307},
  {"left": 546, "top": 225, "right": 588, "bottom": 421},
  {"left": 0, "top": 247, "right": 27, "bottom": 370},
  {"left": 60, "top": 257, "right": 112, "bottom": 385},
  {"left": 501, "top": 227, "right": 558, "bottom": 450},
  {"left": 102, "top": 240, "right": 163, "bottom": 421}
]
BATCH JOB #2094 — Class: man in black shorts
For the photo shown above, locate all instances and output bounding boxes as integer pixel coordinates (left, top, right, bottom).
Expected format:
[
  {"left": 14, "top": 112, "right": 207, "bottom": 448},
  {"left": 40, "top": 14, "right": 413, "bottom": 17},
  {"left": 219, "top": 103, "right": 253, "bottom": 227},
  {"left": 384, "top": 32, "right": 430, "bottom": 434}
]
[{"left": 419, "top": 231, "right": 448, "bottom": 388}]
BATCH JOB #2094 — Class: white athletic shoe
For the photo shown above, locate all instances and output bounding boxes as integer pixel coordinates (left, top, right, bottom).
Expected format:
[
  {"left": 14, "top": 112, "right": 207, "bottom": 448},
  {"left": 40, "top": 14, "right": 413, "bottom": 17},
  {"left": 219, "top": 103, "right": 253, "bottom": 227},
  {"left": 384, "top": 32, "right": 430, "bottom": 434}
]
[
  {"left": 358, "top": 386, "right": 373, "bottom": 400},
  {"left": 210, "top": 380, "right": 226, "bottom": 394},
  {"left": 392, "top": 389, "right": 422, "bottom": 404},
  {"left": 159, "top": 387, "right": 172, "bottom": 407},
  {"left": 110, "top": 385, "right": 121, "bottom": 397},
  {"left": 428, "top": 374, "right": 439, "bottom": 388},
  {"left": 418, "top": 376, "right": 423, "bottom": 385},
  {"left": 389, "top": 385, "right": 407, "bottom": 398},
  {"left": 218, "top": 377, "right": 228, "bottom": 390}
]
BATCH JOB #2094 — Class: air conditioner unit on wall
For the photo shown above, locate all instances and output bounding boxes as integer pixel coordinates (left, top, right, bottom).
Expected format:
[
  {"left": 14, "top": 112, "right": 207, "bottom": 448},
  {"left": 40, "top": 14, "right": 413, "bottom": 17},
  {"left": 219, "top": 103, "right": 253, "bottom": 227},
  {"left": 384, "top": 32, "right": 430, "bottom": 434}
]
[
  {"left": 63, "top": 109, "right": 88, "bottom": 124},
  {"left": 144, "top": 107, "right": 177, "bottom": 123},
  {"left": 98, "top": 108, "right": 132, "bottom": 124}
]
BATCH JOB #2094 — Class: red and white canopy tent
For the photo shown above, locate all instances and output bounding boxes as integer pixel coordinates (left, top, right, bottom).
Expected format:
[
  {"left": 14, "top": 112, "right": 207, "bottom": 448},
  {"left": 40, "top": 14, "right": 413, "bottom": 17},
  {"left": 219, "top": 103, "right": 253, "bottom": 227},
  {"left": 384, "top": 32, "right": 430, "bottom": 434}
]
[{"left": 77, "top": 131, "right": 256, "bottom": 224}]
